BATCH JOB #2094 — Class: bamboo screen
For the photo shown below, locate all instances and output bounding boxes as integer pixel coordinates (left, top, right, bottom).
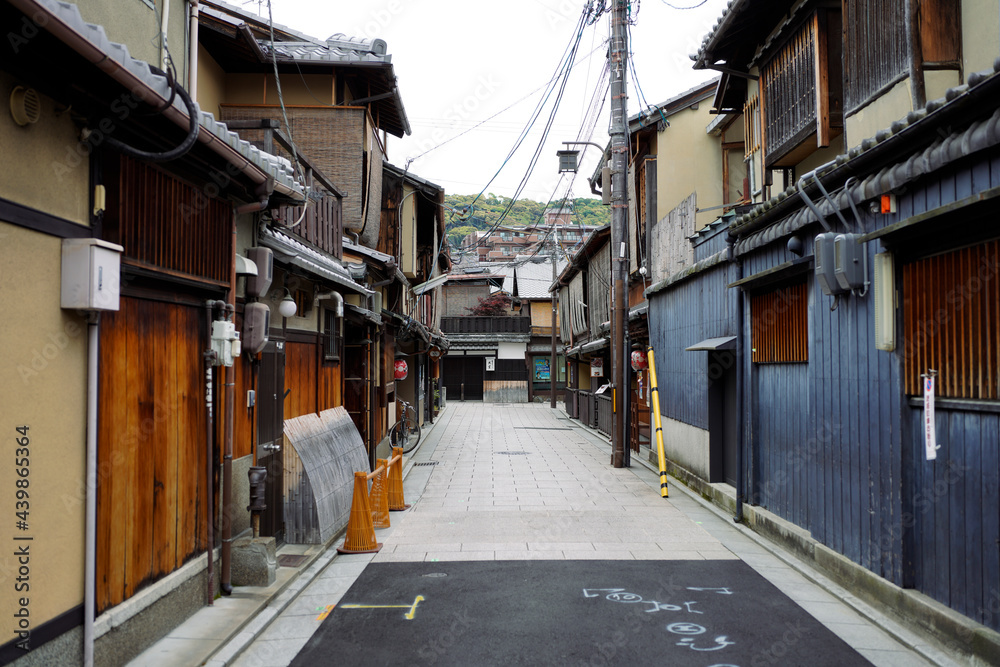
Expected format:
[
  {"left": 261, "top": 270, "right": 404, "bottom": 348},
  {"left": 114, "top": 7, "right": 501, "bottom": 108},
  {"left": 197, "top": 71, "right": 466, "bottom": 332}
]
[
  {"left": 751, "top": 280, "right": 809, "bottom": 363},
  {"left": 902, "top": 240, "right": 1000, "bottom": 399}
]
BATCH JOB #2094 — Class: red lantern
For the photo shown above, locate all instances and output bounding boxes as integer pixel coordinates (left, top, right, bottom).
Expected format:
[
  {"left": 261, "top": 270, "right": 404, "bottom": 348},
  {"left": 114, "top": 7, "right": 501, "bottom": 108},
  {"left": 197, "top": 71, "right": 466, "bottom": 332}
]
[
  {"left": 394, "top": 359, "right": 408, "bottom": 380},
  {"left": 630, "top": 350, "right": 648, "bottom": 372}
]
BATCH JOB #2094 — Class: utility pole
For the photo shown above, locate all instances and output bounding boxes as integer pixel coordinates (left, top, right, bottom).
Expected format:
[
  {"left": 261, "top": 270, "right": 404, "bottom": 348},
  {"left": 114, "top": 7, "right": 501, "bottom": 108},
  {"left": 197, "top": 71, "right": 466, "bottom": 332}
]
[
  {"left": 609, "top": 0, "right": 629, "bottom": 467},
  {"left": 550, "top": 219, "right": 559, "bottom": 409}
]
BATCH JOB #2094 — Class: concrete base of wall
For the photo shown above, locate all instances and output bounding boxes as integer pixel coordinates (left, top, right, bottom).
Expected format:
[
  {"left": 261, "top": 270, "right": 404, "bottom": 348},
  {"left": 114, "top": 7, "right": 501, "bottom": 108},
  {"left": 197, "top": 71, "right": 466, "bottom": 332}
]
[{"left": 661, "top": 455, "right": 1000, "bottom": 666}]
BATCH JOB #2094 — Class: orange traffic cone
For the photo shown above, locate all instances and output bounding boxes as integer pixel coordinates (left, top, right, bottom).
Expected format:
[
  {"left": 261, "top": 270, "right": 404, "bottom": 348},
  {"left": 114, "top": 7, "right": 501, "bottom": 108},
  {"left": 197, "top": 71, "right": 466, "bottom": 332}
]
[
  {"left": 370, "top": 459, "right": 391, "bottom": 529},
  {"left": 337, "top": 471, "right": 382, "bottom": 554},
  {"left": 388, "top": 447, "right": 410, "bottom": 511}
]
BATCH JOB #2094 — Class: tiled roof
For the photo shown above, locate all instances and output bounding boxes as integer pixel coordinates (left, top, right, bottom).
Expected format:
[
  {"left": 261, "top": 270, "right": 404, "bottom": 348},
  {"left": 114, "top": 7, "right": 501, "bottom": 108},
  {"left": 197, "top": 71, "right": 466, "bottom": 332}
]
[
  {"left": 263, "top": 228, "right": 373, "bottom": 296},
  {"left": 514, "top": 259, "right": 567, "bottom": 299},
  {"left": 15, "top": 0, "right": 302, "bottom": 198}
]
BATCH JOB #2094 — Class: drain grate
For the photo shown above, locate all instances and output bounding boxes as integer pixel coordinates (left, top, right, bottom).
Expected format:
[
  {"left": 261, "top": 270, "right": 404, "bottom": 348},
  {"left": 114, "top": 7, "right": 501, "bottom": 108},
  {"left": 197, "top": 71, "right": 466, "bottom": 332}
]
[
  {"left": 413, "top": 461, "right": 440, "bottom": 467},
  {"left": 277, "top": 554, "right": 308, "bottom": 568},
  {"left": 496, "top": 451, "right": 529, "bottom": 456},
  {"left": 513, "top": 427, "right": 572, "bottom": 431}
]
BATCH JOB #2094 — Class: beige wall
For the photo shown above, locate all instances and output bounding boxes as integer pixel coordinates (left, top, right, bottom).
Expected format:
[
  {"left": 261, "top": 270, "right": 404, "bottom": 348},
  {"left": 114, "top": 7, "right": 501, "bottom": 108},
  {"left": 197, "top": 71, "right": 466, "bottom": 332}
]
[
  {"left": 0, "top": 73, "right": 89, "bottom": 225},
  {"left": 964, "top": 0, "right": 1000, "bottom": 77},
  {"left": 75, "top": 0, "right": 188, "bottom": 80},
  {"left": 400, "top": 185, "right": 418, "bottom": 278},
  {"left": 844, "top": 79, "right": 912, "bottom": 152},
  {"left": 0, "top": 224, "right": 88, "bottom": 632},
  {"left": 197, "top": 44, "right": 226, "bottom": 120},
  {"left": 221, "top": 74, "right": 335, "bottom": 107},
  {"left": 656, "top": 104, "right": 724, "bottom": 230}
]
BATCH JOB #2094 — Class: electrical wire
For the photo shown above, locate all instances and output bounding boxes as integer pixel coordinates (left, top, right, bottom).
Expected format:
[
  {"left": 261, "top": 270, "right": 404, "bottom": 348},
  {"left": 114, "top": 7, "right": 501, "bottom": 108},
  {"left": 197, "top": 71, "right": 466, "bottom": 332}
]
[{"left": 267, "top": 0, "right": 310, "bottom": 225}]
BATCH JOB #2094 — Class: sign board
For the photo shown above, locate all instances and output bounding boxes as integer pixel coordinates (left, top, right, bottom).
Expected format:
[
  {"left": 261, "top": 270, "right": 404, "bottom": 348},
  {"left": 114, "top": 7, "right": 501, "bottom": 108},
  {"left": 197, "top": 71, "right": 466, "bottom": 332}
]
[
  {"left": 486, "top": 357, "right": 496, "bottom": 372},
  {"left": 923, "top": 375, "right": 937, "bottom": 461},
  {"left": 534, "top": 357, "right": 550, "bottom": 381},
  {"left": 591, "top": 358, "right": 604, "bottom": 377}
]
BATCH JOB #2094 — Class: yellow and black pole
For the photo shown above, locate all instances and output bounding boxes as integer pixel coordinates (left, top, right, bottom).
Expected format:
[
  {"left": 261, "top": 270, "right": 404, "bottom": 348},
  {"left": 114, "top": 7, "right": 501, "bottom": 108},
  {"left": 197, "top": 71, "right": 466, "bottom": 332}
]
[{"left": 646, "top": 346, "right": 668, "bottom": 498}]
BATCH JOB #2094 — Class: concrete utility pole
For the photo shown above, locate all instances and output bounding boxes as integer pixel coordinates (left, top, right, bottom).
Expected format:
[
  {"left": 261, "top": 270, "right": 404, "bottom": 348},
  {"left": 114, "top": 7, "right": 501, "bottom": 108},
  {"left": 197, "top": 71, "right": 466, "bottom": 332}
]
[
  {"left": 550, "top": 221, "right": 559, "bottom": 409},
  {"left": 609, "top": 0, "right": 629, "bottom": 467}
]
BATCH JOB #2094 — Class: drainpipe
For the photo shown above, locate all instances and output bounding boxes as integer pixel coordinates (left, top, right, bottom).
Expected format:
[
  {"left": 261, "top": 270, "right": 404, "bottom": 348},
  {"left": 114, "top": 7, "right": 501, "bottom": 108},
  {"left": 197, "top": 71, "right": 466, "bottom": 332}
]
[
  {"left": 188, "top": 0, "right": 199, "bottom": 100},
  {"left": 729, "top": 240, "right": 745, "bottom": 523},
  {"left": 220, "top": 215, "right": 237, "bottom": 596},
  {"left": 84, "top": 313, "right": 99, "bottom": 667},
  {"left": 204, "top": 300, "right": 225, "bottom": 604},
  {"left": 159, "top": 0, "right": 170, "bottom": 72}
]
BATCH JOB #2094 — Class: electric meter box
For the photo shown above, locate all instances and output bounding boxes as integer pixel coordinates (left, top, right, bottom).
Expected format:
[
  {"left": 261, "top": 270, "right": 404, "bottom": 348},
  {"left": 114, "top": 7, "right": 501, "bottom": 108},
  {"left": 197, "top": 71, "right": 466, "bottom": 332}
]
[
  {"left": 834, "top": 233, "right": 867, "bottom": 291},
  {"left": 242, "top": 302, "right": 270, "bottom": 356},
  {"left": 211, "top": 320, "right": 241, "bottom": 367},
  {"left": 814, "top": 233, "right": 846, "bottom": 296},
  {"left": 245, "top": 247, "right": 273, "bottom": 298},
  {"left": 61, "top": 238, "right": 124, "bottom": 311}
]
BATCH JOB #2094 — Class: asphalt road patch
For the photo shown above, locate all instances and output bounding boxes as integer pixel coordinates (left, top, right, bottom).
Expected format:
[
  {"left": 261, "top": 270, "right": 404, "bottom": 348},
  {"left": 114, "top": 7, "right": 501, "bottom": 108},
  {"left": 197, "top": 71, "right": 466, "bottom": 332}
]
[{"left": 291, "top": 560, "right": 871, "bottom": 666}]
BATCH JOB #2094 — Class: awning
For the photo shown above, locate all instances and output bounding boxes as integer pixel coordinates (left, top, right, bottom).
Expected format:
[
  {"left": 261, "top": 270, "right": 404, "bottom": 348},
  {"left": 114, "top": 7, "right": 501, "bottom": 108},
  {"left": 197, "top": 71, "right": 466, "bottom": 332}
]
[
  {"left": 262, "top": 228, "right": 373, "bottom": 297},
  {"left": 345, "top": 303, "right": 382, "bottom": 325},
  {"left": 580, "top": 338, "right": 609, "bottom": 353},
  {"left": 412, "top": 274, "right": 448, "bottom": 295},
  {"left": 685, "top": 336, "right": 737, "bottom": 351}
]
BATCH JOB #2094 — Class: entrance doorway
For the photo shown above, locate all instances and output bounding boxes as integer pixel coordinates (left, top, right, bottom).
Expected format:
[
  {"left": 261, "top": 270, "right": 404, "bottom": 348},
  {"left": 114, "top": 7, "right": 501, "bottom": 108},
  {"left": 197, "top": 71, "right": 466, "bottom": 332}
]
[
  {"left": 708, "top": 351, "right": 738, "bottom": 486},
  {"left": 257, "top": 340, "right": 285, "bottom": 541}
]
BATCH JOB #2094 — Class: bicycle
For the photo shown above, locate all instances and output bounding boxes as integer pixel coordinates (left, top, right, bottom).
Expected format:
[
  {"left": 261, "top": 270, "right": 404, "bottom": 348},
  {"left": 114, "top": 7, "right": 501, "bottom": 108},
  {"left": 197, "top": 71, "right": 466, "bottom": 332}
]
[{"left": 389, "top": 399, "right": 422, "bottom": 453}]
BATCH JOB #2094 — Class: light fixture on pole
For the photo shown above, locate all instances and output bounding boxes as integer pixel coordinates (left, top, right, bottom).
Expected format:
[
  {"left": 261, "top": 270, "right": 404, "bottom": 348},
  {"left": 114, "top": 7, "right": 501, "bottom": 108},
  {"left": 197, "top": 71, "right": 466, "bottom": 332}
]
[{"left": 278, "top": 289, "right": 297, "bottom": 318}]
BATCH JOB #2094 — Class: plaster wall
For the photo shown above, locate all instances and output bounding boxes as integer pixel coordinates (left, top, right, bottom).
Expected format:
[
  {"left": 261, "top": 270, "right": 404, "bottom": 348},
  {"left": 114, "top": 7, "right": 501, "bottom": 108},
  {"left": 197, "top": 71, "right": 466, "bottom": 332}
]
[{"left": 655, "top": 102, "right": 723, "bottom": 231}]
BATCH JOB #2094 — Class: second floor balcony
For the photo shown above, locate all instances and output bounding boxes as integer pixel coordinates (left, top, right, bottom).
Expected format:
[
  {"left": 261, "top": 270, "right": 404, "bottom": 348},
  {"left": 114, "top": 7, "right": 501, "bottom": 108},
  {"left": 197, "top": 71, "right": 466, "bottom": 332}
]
[{"left": 441, "top": 316, "right": 530, "bottom": 336}]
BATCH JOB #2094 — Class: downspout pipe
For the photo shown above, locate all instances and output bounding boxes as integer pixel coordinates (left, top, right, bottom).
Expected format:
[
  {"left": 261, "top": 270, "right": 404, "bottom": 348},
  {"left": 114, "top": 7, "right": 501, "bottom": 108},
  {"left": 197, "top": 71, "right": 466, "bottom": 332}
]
[
  {"left": 220, "top": 215, "right": 237, "bottom": 596},
  {"left": 204, "top": 299, "right": 225, "bottom": 605},
  {"left": 188, "top": 0, "right": 199, "bottom": 101},
  {"left": 728, "top": 240, "right": 745, "bottom": 523},
  {"left": 84, "top": 313, "right": 99, "bottom": 667}
]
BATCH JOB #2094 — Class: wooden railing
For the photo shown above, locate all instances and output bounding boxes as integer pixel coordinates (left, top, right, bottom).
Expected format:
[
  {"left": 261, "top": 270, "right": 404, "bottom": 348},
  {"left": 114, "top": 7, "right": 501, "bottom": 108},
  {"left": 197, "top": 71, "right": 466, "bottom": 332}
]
[
  {"left": 595, "top": 394, "right": 613, "bottom": 437},
  {"left": 565, "top": 388, "right": 578, "bottom": 419},
  {"left": 577, "top": 390, "right": 594, "bottom": 428},
  {"left": 440, "top": 316, "right": 530, "bottom": 335}
]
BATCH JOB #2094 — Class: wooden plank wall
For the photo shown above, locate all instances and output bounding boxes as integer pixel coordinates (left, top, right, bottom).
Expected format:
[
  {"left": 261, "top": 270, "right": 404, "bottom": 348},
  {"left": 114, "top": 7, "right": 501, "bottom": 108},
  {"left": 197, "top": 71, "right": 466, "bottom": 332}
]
[
  {"left": 911, "top": 407, "right": 1000, "bottom": 629},
  {"left": 284, "top": 340, "right": 342, "bottom": 421},
  {"left": 647, "top": 261, "right": 738, "bottom": 431},
  {"left": 97, "top": 298, "right": 207, "bottom": 612}
]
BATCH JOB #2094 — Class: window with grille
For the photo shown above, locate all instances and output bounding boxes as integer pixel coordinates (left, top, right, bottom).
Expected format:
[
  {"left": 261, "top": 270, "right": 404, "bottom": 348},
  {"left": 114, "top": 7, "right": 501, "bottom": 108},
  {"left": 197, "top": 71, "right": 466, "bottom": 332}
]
[
  {"left": 902, "top": 240, "right": 999, "bottom": 399},
  {"left": 751, "top": 280, "right": 809, "bottom": 363},
  {"left": 760, "top": 8, "right": 843, "bottom": 168}
]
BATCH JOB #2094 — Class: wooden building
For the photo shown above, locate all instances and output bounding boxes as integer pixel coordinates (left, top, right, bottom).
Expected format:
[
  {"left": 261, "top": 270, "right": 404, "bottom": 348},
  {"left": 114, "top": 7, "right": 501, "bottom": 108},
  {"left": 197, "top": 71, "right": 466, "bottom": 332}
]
[{"left": 640, "top": 0, "right": 1000, "bottom": 660}]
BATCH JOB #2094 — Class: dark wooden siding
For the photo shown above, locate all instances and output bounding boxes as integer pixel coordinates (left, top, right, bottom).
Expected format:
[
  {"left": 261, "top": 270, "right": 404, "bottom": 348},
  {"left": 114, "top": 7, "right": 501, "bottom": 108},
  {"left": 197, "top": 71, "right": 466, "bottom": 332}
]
[
  {"left": 97, "top": 298, "right": 207, "bottom": 612},
  {"left": 282, "top": 339, "right": 343, "bottom": 421},
  {"left": 843, "top": 0, "right": 908, "bottom": 112},
  {"left": 104, "top": 155, "right": 230, "bottom": 284},
  {"left": 647, "top": 262, "right": 738, "bottom": 431},
  {"left": 910, "top": 406, "right": 1000, "bottom": 629}
]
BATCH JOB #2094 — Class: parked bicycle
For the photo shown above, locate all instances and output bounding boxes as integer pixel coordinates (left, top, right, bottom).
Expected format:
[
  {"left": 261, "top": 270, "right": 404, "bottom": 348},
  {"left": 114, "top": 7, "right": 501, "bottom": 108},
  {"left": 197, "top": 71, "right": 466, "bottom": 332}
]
[{"left": 389, "top": 399, "right": 421, "bottom": 453}]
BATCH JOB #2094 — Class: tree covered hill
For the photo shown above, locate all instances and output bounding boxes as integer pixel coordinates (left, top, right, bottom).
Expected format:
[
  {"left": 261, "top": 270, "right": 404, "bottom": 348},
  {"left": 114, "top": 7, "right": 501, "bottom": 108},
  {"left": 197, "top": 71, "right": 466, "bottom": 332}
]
[{"left": 443, "top": 194, "right": 610, "bottom": 245}]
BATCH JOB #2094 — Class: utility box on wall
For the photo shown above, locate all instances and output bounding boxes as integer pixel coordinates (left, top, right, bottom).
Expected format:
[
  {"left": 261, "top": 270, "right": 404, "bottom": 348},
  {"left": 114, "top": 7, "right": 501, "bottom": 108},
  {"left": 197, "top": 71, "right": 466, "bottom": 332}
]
[{"left": 61, "top": 238, "right": 124, "bottom": 311}]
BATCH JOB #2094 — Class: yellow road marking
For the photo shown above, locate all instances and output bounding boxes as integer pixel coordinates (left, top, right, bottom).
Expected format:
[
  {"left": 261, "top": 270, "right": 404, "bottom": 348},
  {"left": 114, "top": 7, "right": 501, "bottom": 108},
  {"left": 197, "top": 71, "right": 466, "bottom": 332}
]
[{"left": 339, "top": 595, "right": 425, "bottom": 620}]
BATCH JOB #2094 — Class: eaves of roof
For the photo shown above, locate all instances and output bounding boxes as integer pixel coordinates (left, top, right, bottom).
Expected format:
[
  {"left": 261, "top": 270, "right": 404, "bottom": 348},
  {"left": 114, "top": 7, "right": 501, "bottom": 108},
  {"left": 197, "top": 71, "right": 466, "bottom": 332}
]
[
  {"left": 730, "top": 59, "right": 1000, "bottom": 255},
  {"left": 628, "top": 78, "right": 720, "bottom": 134},
  {"left": 262, "top": 228, "right": 373, "bottom": 296},
  {"left": 554, "top": 225, "right": 611, "bottom": 287},
  {"left": 691, "top": 0, "right": 797, "bottom": 73},
  {"left": 12, "top": 0, "right": 303, "bottom": 200}
]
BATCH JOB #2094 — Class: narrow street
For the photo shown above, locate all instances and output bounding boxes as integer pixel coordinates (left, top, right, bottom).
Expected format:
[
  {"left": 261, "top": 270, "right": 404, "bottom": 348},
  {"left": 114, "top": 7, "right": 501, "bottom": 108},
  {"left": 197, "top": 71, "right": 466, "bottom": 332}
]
[{"left": 222, "top": 404, "right": 955, "bottom": 667}]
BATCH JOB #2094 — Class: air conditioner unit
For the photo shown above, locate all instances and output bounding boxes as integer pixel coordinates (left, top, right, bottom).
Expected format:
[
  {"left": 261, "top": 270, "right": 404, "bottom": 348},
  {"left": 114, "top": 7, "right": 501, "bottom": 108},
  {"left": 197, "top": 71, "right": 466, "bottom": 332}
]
[
  {"left": 834, "top": 234, "right": 867, "bottom": 292},
  {"left": 814, "top": 233, "right": 846, "bottom": 296}
]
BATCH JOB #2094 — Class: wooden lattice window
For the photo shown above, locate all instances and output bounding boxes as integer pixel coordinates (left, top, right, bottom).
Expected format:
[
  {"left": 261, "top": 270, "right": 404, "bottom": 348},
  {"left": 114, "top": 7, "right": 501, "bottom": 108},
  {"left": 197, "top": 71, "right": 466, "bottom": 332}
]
[
  {"left": 843, "top": 0, "right": 908, "bottom": 112},
  {"left": 902, "top": 240, "right": 1000, "bottom": 399},
  {"left": 760, "top": 8, "right": 843, "bottom": 168},
  {"left": 751, "top": 280, "right": 809, "bottom": 363}
]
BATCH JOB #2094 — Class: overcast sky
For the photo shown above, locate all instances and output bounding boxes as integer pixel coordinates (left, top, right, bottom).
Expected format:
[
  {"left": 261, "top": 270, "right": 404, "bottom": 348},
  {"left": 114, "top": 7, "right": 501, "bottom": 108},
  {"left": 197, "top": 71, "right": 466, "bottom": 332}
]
[{"left": 264, "top": 0, "right": 730, "bottom": 203}]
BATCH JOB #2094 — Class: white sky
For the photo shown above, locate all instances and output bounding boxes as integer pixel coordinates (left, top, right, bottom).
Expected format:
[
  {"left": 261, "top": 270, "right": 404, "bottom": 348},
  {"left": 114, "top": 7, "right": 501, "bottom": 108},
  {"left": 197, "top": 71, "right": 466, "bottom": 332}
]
[{"left": 265, "top": 0, "right": 730, "bottom": 202}]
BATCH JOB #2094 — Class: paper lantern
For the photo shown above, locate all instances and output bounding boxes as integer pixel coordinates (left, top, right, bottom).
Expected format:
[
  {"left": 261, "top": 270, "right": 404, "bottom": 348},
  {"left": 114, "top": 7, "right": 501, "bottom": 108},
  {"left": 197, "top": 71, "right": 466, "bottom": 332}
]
[
  {"left": 394, "top": 359, "right": 408, "bottom": 380},
  {"left": 630, "top": 350, "right": 648, "bottom": 372}
]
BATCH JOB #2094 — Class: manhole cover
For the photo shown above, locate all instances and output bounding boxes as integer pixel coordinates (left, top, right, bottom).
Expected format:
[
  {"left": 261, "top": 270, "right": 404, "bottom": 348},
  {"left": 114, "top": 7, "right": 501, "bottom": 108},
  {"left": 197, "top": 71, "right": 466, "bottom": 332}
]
[
  {"left": 413, "top": 461, "right": 439, "bottom": 467},
  {"left": 496, "top": 451, "right": 529, "bottom": 456},
  {"left": 277, "top": 554, "right": 308, "bottom": 568}
]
